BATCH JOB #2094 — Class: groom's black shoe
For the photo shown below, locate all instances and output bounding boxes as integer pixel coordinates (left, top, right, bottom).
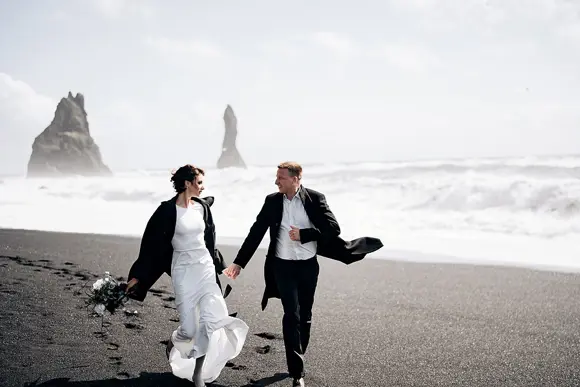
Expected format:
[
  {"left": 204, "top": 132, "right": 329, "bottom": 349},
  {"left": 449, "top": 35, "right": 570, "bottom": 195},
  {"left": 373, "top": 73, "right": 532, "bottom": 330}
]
[{"left": 292, "top": 378, "right": 305, "bottom": 387}]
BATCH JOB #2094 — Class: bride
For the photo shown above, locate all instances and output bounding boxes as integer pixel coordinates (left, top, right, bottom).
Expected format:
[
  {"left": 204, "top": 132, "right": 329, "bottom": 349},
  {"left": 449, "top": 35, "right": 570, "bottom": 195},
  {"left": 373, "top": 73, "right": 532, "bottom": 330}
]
[{"left": 125, "top": 164, "right": 248, "bottom": 386}]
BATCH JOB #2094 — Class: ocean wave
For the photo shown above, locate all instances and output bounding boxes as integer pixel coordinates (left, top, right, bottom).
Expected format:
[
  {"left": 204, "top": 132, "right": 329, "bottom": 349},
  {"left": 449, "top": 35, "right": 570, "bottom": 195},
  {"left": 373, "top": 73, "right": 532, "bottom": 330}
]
[{"left": 0, "top": 156, "right": 579, "bottom": 243}]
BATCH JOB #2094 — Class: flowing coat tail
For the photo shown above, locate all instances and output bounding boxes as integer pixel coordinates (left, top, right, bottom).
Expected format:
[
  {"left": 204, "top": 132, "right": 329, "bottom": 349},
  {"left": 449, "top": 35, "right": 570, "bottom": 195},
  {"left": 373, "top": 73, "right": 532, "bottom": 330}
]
[{"left": 261, "top": 235, "right": 384, "bottom": 310}]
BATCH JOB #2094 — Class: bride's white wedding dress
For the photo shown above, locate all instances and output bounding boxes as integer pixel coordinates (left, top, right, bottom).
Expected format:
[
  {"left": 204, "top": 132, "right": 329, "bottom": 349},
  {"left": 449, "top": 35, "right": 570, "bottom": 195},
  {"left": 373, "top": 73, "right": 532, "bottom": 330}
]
[{"left": 168, "top": 202, "right": 249, "bottom": 383}]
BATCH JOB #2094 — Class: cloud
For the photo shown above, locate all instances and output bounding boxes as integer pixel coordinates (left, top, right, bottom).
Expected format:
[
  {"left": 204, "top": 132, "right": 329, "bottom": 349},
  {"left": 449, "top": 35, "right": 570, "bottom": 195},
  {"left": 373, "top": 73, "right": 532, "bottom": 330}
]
[
  {"left": 48, "top": 10, "right": 69, "bottom": 22},
  {"left": 0, "top": 73, "right": 55, "bottom": 175},
  {"left": 309, "top": 32, "right": 357, "bottom": 57},
  {"left": 260, "top": 32, "right": 357, "bottom": 61},
  {"left": 91, "top": 0, "right": 156, "bottom": 20},
  {"left": 145, "top": 37, "right": 224, "bottom": 58},
  {"left": 258, "top": 41, "right": 302, "bottom": 59},
  {"left": 370, "top": 43, "right": 441, "bottom": 73},
  {"left": 391, "top": 0, "right": 580, "bottom": 36},
  {"left": 260, "top": 32, "right": 440, "bottom": 78},
  {"left": 0, "top": 73, "right": 54, "bottom": 125},
  {"left": 558, "top": 23, "right": 580, "bottom": 40}
]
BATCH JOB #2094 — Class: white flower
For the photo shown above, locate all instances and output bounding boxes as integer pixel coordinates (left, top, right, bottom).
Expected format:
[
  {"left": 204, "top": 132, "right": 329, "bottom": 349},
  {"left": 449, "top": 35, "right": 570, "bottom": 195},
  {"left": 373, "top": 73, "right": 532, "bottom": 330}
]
[
  {"left": 92, "top": 279, "right": 106, "bottom": 291},
  {"left": 94, "top": 304, "right": 105, "bottom": 316}
]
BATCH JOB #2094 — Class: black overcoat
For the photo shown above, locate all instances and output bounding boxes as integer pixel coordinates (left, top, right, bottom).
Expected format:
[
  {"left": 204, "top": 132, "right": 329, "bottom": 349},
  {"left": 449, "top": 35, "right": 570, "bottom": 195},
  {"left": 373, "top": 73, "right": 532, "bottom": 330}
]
[{"left": 127, "top": 195, "right": 227, "bottom": 302}]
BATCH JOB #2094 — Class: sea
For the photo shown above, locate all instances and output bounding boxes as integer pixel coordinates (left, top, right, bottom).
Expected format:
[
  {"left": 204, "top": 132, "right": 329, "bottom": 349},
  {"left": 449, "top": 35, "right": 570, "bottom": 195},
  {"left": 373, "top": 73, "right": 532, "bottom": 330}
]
[{"left": 1, "top": 155, "right": 579, "bottom": 273}]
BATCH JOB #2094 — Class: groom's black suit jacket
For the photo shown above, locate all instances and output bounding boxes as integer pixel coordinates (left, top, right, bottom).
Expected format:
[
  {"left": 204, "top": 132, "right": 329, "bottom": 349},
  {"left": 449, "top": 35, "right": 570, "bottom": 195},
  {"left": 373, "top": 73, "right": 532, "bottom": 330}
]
[{"left": 233, "top": 186, "right": 384, "bottom": 310}]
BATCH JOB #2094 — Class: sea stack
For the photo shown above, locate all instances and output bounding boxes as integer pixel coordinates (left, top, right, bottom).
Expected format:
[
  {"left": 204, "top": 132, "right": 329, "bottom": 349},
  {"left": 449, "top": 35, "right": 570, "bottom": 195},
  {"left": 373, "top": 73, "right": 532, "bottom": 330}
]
[
  {"left": 217, "top": 105, "right": 246, "bottom": 169},
  {"left": 26, "top": 91, "right": 111, "bottom": 177}
]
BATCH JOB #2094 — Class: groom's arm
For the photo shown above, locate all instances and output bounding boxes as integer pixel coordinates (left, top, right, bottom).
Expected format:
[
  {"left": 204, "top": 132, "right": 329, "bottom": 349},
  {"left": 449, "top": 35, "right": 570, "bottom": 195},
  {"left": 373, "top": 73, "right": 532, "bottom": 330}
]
[
  {"left": 232, "top": 195, "right": 272, "bottom": 268},
  {"left": 299, "top": 192, "right": 340, "bottom": 244}
]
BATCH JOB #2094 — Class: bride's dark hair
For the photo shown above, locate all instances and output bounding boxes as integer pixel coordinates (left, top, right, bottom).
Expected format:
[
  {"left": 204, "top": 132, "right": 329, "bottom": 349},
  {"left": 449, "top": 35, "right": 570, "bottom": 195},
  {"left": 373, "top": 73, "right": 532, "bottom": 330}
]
[{"left": 170, "top": 164, "right": 205, "bottom": 193}]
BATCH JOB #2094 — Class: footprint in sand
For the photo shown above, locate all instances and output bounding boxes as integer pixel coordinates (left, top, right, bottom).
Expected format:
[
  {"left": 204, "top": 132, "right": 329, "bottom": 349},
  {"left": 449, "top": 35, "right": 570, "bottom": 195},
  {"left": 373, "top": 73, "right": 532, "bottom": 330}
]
[
  {"left": 254, "top": 332, "right": 283, "bottom": 340},
  {"left": 163, "top": 304, "right": 176, "bottom": 310},
  {"left": 94, "top": 331, "right": 108, "bottom": 339},
  {"left": 109, "top": 356, "right": 123, "bottom": 366},
  {"left": 107, "top": 342, "right": 120, "bottom": 351},
  {"left": 73, "top": 272, "right": 91, "bottom": 281},
  {"left": 64, "top": 262, "right": 75, "bottom": 266},
  {"left": 123, "top": 310, "right": 139, "bottom": 317},
  {"left": 162, "top": 296, "right": 176, "bottom": 302},
  {"left": 124, "top": 322, "right": 144, "bottom": 330},
  {"left": 116, "top": 372, "right": 130, "bottom": 379},
  {"left": 169, "top": 317, "right": 179, "bottom": 322},
  {"left": 226, "top": 362, "right": 247, "bottom": 370},
  {"left": 255, "top": 345, "right": 271, "bottom": 354}
]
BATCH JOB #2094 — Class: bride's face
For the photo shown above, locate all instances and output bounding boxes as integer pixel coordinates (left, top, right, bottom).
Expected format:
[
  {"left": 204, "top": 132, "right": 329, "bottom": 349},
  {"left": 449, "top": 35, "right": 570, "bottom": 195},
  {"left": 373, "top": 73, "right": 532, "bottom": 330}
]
[{"left": 185, "top": 174, "right": 205, "bottom": 197}]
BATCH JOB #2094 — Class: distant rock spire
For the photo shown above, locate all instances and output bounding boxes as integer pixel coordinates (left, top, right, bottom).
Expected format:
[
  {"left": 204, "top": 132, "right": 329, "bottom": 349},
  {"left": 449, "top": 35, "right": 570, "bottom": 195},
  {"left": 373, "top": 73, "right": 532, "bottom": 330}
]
[
  {"left": 217, "top": 104, "right": 246, "bottom": 169},
  {"left": 26, "top": 92, "right": 111, "bottom": 177}
]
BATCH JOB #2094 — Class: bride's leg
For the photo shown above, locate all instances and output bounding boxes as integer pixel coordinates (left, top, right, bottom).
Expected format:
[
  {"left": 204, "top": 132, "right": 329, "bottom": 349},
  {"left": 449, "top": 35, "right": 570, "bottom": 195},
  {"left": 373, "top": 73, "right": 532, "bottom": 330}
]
[
  {"left": 172, "top": 267, "right": 200, "bottom": 356},
  {"left": 193, "top": 355, "right": 206, "bottom": 387},
  {"left": 172, "top": 288, "right": 200, "bottom": 359}
]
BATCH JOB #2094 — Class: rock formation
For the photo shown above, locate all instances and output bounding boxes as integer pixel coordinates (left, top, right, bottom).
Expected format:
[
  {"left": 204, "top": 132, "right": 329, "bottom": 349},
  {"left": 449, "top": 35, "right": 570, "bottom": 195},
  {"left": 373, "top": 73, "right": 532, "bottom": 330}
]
[
  {"left": 27, "top": 92, "right": 111, "bottom": 177},
  {"left": 217, "top": 105, "right": 246, "bottom": 169}
]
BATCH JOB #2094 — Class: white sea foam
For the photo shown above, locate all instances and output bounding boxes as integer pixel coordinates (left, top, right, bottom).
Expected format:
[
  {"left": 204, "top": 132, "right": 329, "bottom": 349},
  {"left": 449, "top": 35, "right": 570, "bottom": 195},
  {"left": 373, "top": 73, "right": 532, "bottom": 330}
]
[{"left": 1, "top": 155, "right": 580, "bottom": 271}]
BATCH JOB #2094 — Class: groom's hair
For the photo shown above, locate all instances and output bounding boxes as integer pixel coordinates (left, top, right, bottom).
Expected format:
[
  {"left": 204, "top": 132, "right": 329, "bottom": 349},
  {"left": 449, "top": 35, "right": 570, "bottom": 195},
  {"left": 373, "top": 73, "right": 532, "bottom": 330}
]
[
  {"left": 278, "top": 161, "right": 302, "bottom": 179},
  {"left": 170, "top": 164, "right": 205, "bottom": 193}
]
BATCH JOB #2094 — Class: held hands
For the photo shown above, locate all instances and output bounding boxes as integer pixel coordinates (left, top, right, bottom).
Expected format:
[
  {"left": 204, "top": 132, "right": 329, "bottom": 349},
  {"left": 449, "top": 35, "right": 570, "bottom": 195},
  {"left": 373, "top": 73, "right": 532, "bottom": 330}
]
[
  {"left": 223, "top": 226, "right": 301, "bottom": 281},
  {"left": 223, "top": 263, "right": 242, "bottom": 280},
  {"left": 289, "top": 225, "right": 301, "bottom": 241}
]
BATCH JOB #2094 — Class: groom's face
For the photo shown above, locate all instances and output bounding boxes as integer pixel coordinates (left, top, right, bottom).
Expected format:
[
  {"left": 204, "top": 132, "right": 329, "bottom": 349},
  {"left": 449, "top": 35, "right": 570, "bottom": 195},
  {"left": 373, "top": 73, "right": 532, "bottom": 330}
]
[{"left": 275, "top": 168, "right": 298, "bottom": 194}]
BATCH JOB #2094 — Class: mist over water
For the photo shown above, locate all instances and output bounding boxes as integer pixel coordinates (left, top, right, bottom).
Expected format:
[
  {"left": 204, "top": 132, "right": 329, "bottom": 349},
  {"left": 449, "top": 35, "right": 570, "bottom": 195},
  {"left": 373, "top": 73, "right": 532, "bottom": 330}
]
[{"left": 1, "top": 154, "right": 579, "bottom": 272}]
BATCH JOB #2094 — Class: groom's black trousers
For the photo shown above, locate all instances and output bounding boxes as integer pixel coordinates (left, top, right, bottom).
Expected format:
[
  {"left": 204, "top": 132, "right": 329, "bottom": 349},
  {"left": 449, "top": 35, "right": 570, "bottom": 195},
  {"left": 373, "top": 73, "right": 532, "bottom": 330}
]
[{"left": 272, "top": 256, "right": 320, "bottom": 379}]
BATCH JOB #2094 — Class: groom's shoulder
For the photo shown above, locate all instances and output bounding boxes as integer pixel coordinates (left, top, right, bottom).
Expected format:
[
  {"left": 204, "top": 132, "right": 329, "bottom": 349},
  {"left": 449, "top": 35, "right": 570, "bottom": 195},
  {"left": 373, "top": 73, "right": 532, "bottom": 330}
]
[
  {"left": 265, "top": 192, "right": 281, "bottom": 201},
  {"left": 303, "top": 186, "right": 326, "bottom": 199},
  {"left": 262, "top": 192, "right": 284, "bottom": 205}
]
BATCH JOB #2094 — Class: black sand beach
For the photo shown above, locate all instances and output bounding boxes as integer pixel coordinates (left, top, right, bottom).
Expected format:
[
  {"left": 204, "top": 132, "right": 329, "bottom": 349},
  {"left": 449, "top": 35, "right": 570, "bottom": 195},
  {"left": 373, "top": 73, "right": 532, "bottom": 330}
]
[{"left": 1, "top": 228, "right": 579, "bottom": 386}]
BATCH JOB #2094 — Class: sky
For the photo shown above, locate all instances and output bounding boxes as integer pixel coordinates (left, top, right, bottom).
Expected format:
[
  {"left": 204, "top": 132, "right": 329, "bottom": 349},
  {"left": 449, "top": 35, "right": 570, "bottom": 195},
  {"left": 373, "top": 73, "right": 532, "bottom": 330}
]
[{"left": 0, "top": 0, "right": 579, "bottom": 175}]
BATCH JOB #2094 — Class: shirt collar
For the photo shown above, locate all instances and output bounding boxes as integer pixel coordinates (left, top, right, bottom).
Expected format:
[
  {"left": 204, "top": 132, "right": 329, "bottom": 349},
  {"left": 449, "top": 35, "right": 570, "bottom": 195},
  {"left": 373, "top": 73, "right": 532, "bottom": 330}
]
[{"left": 283, "top": 185, "right": 301, "bottom": 201}]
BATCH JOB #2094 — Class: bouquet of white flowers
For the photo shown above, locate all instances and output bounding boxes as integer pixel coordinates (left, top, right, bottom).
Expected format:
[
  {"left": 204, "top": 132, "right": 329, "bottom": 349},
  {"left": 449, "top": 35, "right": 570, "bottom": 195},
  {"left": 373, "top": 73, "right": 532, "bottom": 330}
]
[{"left": 85, "top": 271, "right": 130, "bottom": 316}]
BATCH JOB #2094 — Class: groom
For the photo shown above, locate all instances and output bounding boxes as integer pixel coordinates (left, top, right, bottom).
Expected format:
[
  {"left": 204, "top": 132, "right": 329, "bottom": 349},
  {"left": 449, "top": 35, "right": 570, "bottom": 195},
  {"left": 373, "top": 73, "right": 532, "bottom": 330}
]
[{"left": 224, "top": 162, "right": 383, "bottom": 387}]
